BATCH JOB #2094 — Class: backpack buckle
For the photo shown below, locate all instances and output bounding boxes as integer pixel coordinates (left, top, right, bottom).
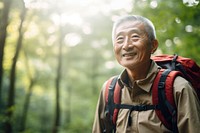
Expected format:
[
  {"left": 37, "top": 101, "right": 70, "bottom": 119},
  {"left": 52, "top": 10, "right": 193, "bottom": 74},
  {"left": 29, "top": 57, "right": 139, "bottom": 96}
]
[
  {"left": 158, "top": 82, "right": 165, "bottom": 89},
  {"left": 132, "top": 105, "right": 148, "bottom": 111},
  {"left": 140, "top": 105, "right": 147, "bottom": 111}
]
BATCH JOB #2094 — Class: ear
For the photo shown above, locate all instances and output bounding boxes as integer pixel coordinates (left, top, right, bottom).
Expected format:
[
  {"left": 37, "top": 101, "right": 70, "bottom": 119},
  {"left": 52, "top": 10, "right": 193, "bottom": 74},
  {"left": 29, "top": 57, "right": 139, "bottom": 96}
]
[{"left": 151, "top": 39, "right": 158, "bottom": 54}]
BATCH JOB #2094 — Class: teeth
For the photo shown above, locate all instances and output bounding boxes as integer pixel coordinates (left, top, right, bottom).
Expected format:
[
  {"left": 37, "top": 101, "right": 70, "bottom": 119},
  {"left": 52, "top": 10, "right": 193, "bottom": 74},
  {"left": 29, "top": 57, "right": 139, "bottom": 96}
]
[{"left": 123, "top": 53, "right": 134, "bottom": 57}]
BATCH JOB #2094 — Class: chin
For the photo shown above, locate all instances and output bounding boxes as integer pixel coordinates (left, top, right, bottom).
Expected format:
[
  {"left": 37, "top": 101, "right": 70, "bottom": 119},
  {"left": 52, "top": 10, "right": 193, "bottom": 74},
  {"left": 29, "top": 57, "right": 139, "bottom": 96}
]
[
  {"left": 121, "top": 59, "right": 142, "bottom": 67},
  {"left": 120, "top": 62, "right": 136, "bottom": 68}
]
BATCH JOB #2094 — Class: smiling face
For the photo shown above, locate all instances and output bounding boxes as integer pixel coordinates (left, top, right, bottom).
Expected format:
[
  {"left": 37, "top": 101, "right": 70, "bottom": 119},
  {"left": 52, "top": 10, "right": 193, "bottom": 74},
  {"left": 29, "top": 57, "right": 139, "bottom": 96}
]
[{"left": 113, "top": 20, "right": 157, "bottom": 70}]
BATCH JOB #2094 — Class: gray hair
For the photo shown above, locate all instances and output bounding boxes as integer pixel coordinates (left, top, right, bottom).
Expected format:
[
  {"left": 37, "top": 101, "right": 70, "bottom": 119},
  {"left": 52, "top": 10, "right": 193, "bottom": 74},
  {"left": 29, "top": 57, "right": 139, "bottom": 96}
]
[{"left": 112, "top": 15, "right": 156, "bottom": 42}]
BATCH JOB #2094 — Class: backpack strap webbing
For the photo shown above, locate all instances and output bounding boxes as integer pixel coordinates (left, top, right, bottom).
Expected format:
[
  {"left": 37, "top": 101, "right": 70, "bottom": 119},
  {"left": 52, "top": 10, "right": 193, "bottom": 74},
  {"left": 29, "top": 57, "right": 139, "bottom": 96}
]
[
  {"left": 115, "top": 104, "right": 159, "bottom": 126},
  {"left": 105, "top": 76, "right": 121, "bottom": 127},
  {"left": 104, "top": 76, "right": 159, "bottom": 130},
  {"left": 105, "top": 69, "right": 182, "bottom": 133},
  {"left": 152, "top": 69, "right": 182, "bottom": 133}
]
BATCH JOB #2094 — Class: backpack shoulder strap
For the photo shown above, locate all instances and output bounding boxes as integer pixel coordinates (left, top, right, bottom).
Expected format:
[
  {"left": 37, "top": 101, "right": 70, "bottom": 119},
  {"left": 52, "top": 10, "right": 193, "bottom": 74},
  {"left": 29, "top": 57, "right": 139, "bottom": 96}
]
[
  {"left": 152, "top": 69, "right": 182, "bottom": 133},
  {"left": 105, "top": 76, "right": 121, "bottom": 126}
]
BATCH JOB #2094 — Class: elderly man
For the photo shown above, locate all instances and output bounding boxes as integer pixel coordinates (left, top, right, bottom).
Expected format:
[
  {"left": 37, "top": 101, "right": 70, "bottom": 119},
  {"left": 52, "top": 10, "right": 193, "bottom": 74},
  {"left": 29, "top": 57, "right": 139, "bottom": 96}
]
[{"left": 92, "top": 15, "right": 200, "bottom": 133}]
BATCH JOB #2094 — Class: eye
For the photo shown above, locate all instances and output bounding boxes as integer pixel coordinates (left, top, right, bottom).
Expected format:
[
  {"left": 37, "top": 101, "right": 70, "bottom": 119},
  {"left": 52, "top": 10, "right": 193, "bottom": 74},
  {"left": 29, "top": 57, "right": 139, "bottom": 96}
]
[
  {"left": 116, "top": 36, "right": 124, "bottom": 43},
  {"left": 131, "top": 35, "right": 140, "bottom": 41}
]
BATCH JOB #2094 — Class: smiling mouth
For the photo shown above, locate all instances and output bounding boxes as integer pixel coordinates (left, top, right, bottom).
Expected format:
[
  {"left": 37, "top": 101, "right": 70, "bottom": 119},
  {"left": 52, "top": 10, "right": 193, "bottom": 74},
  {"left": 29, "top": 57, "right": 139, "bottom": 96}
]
[{"left": 122, "top": 53, "right": 136, "bottom": 57}]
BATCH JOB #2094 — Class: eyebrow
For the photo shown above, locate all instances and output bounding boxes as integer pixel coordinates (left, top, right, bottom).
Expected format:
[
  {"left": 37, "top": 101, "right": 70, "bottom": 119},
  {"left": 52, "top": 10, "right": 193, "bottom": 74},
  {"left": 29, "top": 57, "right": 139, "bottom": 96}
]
[{"left": 115, "top": 28, "right": 143, "bottom": 38}]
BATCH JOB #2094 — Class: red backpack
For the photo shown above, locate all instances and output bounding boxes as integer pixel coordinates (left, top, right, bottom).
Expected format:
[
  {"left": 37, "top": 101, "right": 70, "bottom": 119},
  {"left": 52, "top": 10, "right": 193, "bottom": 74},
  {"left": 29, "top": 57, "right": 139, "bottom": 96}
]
[{"left": 104, "top": 54, "right": 200, "bottom": 133}]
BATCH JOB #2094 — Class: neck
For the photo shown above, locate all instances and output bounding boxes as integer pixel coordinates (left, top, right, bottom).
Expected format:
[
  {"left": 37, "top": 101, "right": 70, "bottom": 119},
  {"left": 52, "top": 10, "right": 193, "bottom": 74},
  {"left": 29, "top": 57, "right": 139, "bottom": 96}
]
[{"left": 126, "top": 60, "right": 151, "bottom": 81}]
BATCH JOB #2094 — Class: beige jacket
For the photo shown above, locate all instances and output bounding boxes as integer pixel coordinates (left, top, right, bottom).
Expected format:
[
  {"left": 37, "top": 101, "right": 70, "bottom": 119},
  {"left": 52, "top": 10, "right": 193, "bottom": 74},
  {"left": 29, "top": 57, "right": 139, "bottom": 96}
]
[{"left": 92, "top": 61, "right": 200, "bottom": 133}]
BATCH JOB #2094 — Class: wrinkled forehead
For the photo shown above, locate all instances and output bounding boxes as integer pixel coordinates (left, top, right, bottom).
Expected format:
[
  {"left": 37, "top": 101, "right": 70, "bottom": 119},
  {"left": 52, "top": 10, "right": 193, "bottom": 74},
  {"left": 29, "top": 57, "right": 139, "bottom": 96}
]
[{"left": 114, "top": 21, "right": 147, "bottom": 36}]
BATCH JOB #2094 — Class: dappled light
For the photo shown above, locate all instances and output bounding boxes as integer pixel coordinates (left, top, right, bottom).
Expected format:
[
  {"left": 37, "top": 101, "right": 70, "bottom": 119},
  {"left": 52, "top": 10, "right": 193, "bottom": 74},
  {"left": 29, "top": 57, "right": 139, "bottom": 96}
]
[
  {"left": 64, "top": 33, "right": 82, "bottom": 47},
  {"left": 150, "top": 0, "right": 158, "bottom": 9},
  {"left": 185, "top": 25, "right": 193, "bottom": 32},
  {"left": 183, "top": 0, "right": 199, "bottom": 6}
]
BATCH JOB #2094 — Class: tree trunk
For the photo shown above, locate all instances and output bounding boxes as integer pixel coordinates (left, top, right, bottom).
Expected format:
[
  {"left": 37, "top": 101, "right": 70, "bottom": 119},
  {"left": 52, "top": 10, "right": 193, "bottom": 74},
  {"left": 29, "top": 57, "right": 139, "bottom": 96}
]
[
  {"left": 5, "top": 1, "right": 26, "bottom": 133},
  {"left": 52, "top": 20, "right": 63, "bottom": 133},
  {"left": 0, "top": 0, "right": 12, "bottom": 108},
  {"left": 19, "top": 79, "right": 34, "bottom": 132},
  {"left": 66, "top": 87, "right": 71, "bottom": 124},
  {"left": 19, "top": 50, "right": 34, "bottom": 132}
]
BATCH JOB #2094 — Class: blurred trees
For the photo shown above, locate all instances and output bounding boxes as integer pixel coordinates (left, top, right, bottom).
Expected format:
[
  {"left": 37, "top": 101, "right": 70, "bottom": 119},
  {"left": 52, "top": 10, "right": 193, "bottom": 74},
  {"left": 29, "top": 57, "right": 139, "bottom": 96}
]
[
  {"left": 0, "top": 0, "right": 12, "bottom": 104},
  {"left": 5, "top": 1, "right": 26, "bottom": 132},
  {"left": 0, "top": 0, "right": 199, "bottom": 133},
  {"left": 19, "top": 50, "right": 35, "bottom": 132}
]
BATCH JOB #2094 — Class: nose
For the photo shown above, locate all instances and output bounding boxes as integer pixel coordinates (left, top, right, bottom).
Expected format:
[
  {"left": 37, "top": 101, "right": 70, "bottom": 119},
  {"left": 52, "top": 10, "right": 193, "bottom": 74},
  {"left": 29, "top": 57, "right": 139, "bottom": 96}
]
[{"left": 122, "top": 37, "right": 132, "bottom": 50}]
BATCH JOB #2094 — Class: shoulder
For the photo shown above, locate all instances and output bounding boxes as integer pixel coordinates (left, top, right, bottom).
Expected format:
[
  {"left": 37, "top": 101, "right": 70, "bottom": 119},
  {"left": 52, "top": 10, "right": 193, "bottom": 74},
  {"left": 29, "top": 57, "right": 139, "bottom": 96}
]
[
  {"left": 173, "top": 76, "right": 199, "bottom": 104},
  {"left": 173, "top": 76, "right": 193, "bottom": 91},
  {"left": 99, "top": 77, "right": 116, "bottom": 99},
  {"left": 99, "top": 80, "right": 108, "bottom": 97}
]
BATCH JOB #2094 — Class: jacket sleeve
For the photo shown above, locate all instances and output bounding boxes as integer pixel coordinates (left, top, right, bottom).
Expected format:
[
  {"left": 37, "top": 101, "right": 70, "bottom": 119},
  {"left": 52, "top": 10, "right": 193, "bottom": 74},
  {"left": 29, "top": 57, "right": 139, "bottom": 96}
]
[
  {"left": 92, "top": 82, "right": 113, "bottom": 133},
  {"left": 174, "top": 76, "right": 200, "bottom": 133}
]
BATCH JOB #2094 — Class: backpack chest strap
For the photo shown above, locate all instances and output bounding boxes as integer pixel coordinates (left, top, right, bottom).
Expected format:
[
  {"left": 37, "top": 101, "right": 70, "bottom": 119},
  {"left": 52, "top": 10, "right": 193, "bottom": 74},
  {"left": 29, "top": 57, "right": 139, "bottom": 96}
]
[
  {"left": 114, "top": 104, "right": 160, "bottom": 126},
  {"left": 115, "top": 104, "right": 159, "bottom": 111}
]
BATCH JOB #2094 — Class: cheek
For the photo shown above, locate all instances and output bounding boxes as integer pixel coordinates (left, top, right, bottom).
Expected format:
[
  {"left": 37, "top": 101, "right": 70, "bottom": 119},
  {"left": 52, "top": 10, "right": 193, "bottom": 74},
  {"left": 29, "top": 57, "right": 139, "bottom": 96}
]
[
  {"left": 113, "top": 45, "right": 122, "bottom": 60},
  {"left": 137, "top": 44, "right": 151, "bottom": 59},
  {"left": 114, "top": 45, "right": 120, "bottom": 54},
  {"left": 139, "top": 40, "right": 152, "bottom": 51}
]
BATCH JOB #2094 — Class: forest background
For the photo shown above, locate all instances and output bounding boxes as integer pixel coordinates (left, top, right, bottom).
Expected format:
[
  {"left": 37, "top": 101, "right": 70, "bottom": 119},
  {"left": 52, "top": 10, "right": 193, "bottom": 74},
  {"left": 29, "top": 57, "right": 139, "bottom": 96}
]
[{"left": 0, "top": 0, "right": 200, "bottom": 133}]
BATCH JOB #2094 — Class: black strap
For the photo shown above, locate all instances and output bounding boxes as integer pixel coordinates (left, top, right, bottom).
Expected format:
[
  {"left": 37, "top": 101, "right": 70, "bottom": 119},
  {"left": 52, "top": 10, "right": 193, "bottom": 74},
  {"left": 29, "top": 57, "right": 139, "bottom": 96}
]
[
  {"left": 105, "top": 76, "right": 118, "bottom": 133},
  {"left": 158, "top": 69, "right": 178, "bottom": 133},
  {"left": 172, "top": 54, "right": 178, "bottom": 70},
  {"left": 107, "top": 76, "right": 118, "bottom": 122},
  {"left": 115, "top": 104, "right": 160, "bottom": 126},
  {"left": 172, "top": 54, "right": 188, "bottom": 82},
  {"left": 115, "top": 104, "right": 159, "bottom": 111}
]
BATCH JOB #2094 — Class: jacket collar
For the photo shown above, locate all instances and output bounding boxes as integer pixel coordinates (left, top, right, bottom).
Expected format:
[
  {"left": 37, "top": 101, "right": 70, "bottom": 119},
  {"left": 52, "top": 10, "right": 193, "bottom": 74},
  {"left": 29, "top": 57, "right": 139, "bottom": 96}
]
[{"left": 118, "top": 60, "right": 160, "bottom": 92}]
